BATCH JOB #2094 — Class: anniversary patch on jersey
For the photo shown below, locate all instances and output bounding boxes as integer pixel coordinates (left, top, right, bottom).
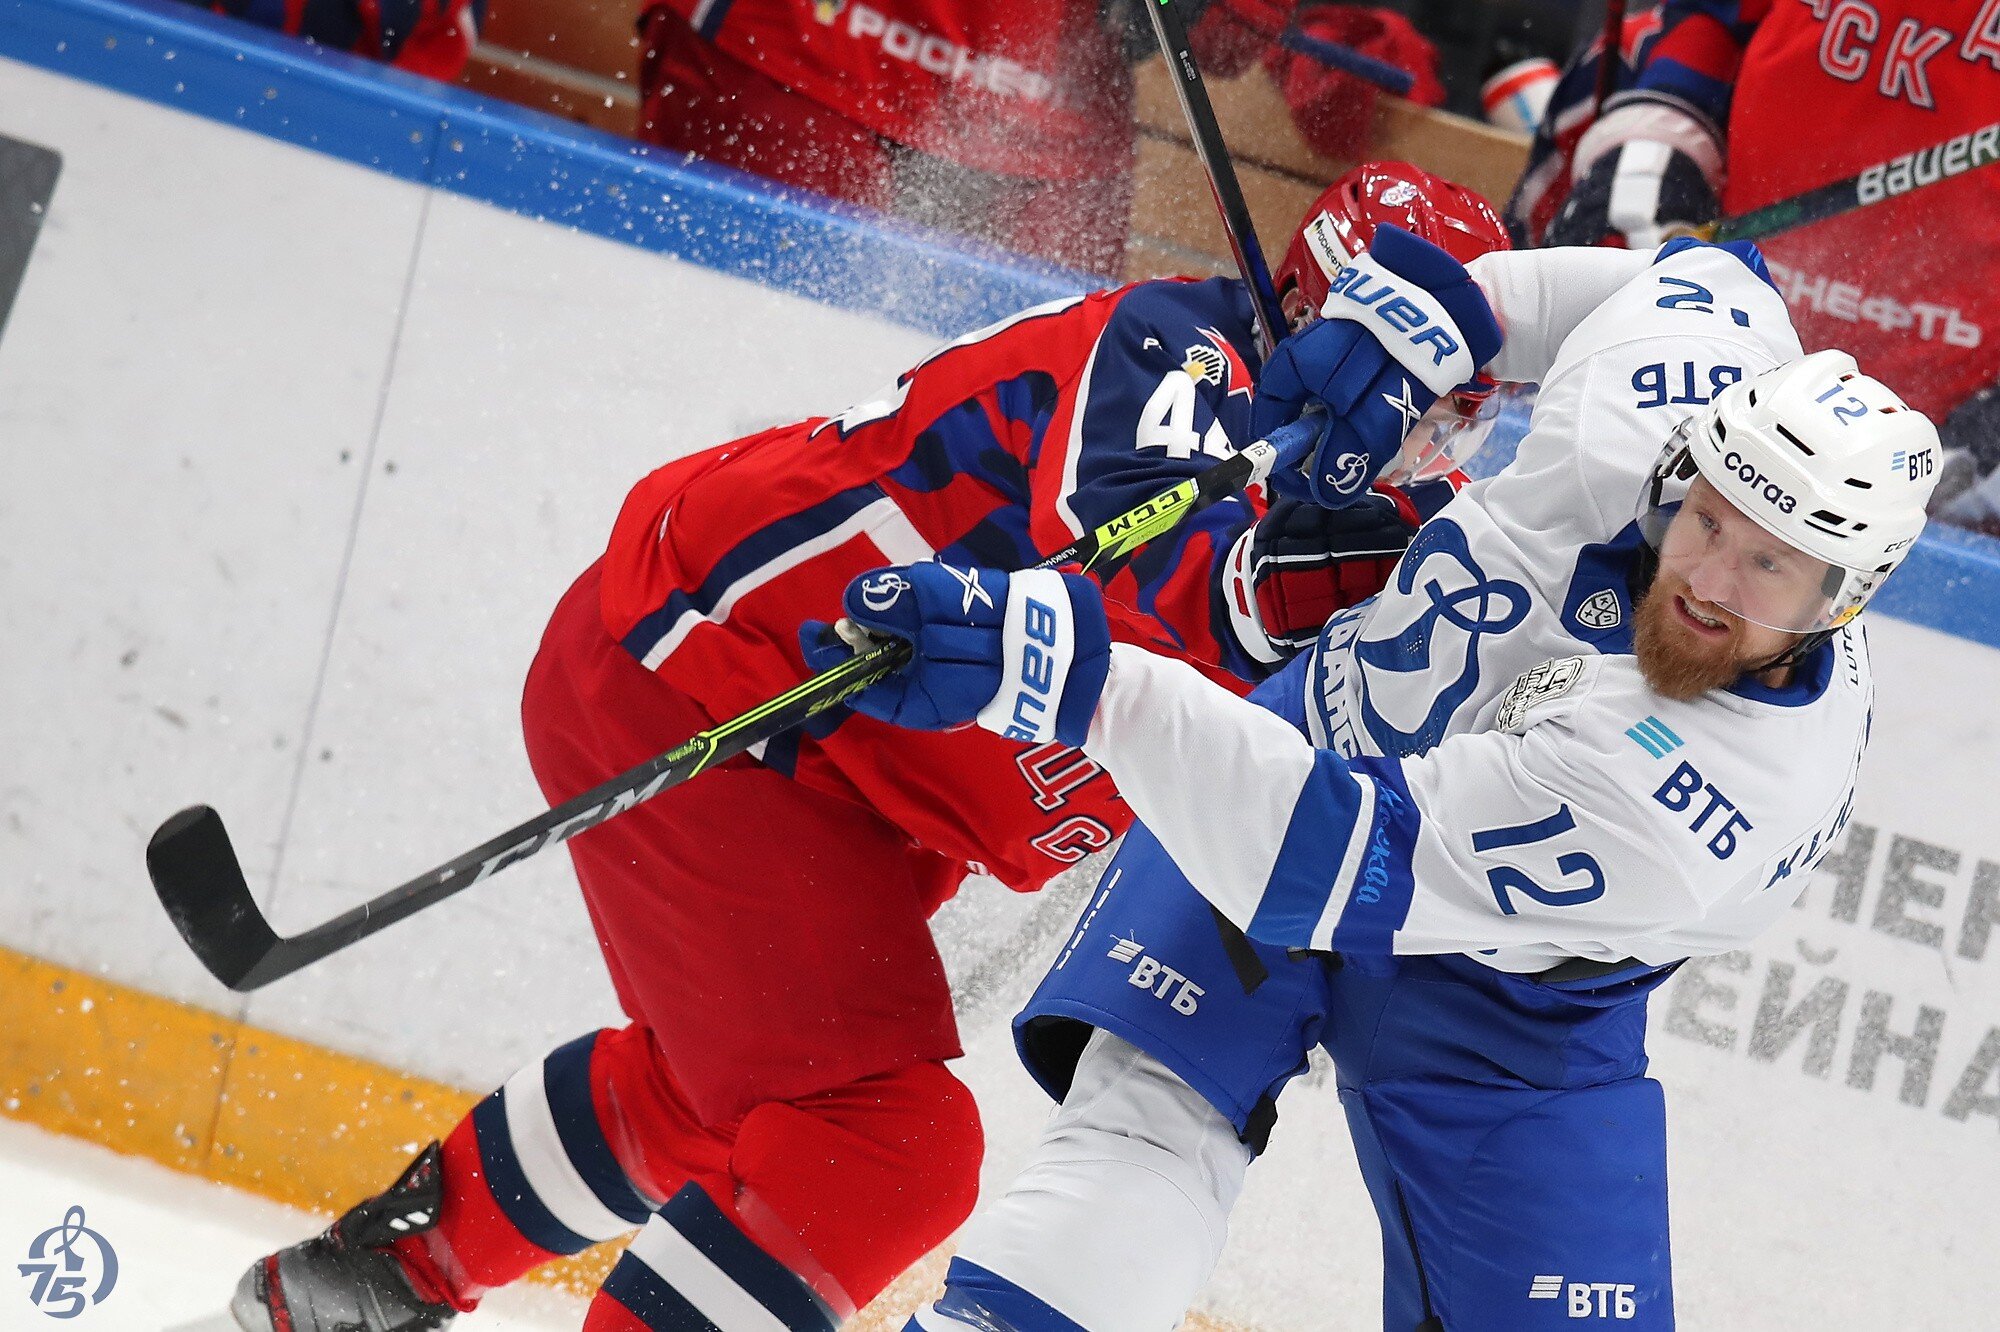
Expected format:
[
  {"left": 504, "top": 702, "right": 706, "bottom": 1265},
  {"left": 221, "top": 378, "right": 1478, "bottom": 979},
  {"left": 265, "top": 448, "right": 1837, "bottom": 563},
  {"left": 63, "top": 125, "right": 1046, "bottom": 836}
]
[{"left": 1496, "top": 656, "right": 1587, "bottom": 734}]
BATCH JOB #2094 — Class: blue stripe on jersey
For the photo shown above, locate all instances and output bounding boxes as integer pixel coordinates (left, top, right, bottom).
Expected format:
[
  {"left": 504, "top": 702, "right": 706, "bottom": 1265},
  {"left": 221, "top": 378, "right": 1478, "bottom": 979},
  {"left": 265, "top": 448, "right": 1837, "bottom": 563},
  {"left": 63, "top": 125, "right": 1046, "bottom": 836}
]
[
  {"left": 1653, "top": 235, "right": 1778, "bottom": 294},
  {"left": 470, "top": 1091, "right": 594, "bottom": 1255},
  {"left": 883, "top": 373, "right": 1049, "bottom": 498},
  {"left": 1245, "top": 751, "right": 1373, "bottom": 949},
  {"left": 659, "top": 1183, "right": 837, "bottom": 1332},
  {"left": 936, "top": 512, "right": 1039, "bottom": 572},
  {"left": 693, "top": 0, "right": 737, "bottom": 40},
  {"left": 543, "top": 1034, "right": 656, "bottom": 1227},
  {"left": 1636, "top": 59, "right": 1735, "bottom": 124},
  {"left": 931, "top": 1258, "right": 1091, "bottom": 1332},
  {"left": 1246, "top": 752, "right": 1418, "bottom": 952},
  {"left": 619, "top": 480, "right": 890, "bottom": 661},
  {"left": 1328, "top": 757, "right": 1420, "bottom": 953},
  {"left": 600, "top": 1248, "right": 717, "bottom": 1331}
]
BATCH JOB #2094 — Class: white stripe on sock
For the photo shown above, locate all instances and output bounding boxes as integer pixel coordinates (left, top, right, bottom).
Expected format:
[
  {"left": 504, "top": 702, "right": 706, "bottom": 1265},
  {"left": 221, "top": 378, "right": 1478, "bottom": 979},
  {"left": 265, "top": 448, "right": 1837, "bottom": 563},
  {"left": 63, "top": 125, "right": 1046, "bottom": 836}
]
[
  {"left": 627, "top": 1214, "right": 795, "bottom": 1332},
  {"left": 500, "top": 1062, "right": 635, "bottom": 1243}
]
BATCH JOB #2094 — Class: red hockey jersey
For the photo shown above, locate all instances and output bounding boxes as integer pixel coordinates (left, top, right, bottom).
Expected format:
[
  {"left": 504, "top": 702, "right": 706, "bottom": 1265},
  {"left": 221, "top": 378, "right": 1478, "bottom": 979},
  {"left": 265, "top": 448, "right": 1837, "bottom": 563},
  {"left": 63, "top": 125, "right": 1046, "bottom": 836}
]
[
  {"left": 598, "top": 279, "right": 1275, "bottom": 895},
  {"left": 1725, "top": 0, "right": 1999, "bottom": 419},
  {"left": 1618, "top": 0, "right": 2000, "bottom": 419}
]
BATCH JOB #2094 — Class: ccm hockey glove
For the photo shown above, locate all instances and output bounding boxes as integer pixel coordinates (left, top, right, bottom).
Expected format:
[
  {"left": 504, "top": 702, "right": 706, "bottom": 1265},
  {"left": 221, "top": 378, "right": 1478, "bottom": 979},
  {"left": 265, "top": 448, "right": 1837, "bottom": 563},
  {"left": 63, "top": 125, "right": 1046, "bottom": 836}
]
[
  {"left": 801, "top": 563, "right": 1111, "bottom": 745},
  {"left": 1253, "top": 224, "right": 1501, "bottom": 509}
]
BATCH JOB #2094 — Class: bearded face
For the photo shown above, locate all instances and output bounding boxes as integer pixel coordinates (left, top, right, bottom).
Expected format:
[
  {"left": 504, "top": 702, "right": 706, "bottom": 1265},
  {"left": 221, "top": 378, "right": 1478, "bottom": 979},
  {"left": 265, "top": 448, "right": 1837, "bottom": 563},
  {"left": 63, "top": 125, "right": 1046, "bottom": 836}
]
[
  {"left": 1634, "top": 477, "right": 1812, "bottom": 700},
  {"left": 1631, "top": 569, "right": 1798, "bottom": 700}
]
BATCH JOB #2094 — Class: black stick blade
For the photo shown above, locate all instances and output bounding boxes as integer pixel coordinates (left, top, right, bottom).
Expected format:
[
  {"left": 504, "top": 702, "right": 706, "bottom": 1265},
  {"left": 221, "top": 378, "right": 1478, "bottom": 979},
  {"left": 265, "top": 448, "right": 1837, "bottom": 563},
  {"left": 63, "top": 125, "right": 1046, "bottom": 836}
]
[{"left": 146, "top": 806, "right": 281, "bottom": 992}]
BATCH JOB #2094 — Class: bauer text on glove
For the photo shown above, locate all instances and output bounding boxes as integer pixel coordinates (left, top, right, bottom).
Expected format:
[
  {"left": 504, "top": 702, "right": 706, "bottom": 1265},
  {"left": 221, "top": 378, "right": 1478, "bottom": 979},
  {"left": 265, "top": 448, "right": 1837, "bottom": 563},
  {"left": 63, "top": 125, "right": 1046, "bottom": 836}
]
[
  {"left": 801, "top": 563, "right": 1110, "bottom": 746},
  {"left": 1253, "top": 224, "right": 1501, "bottom": 508}
]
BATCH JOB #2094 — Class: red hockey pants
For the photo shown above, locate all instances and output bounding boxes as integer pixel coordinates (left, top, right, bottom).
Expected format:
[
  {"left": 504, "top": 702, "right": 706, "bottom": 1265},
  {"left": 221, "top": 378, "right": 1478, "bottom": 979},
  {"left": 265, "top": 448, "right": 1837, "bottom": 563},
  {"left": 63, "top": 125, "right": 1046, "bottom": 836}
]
[{"left": 394, "top": 562, "right": 984, "bottom": 1318}]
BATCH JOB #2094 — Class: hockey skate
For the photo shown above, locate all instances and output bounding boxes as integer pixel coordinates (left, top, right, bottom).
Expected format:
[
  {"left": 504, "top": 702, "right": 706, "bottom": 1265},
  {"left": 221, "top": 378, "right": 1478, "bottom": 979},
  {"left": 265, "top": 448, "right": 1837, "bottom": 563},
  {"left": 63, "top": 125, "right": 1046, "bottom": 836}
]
[{"left": 231, "top": 1142, "right": 457, "bottom": 1331}]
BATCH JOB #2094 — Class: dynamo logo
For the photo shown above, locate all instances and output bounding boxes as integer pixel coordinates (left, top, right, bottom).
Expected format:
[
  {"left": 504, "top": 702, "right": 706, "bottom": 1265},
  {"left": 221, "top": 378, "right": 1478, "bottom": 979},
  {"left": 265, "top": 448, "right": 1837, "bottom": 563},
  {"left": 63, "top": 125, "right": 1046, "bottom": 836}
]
[
  {"left": 1353, "top": 518, "right": 1530, "bottom": 755},
  {"left": 17, "top": 1206, "right": 118, "bottom": 1320},
  {"left": 1328, "top": 450, "right": 1371, "bottom": 495},
  {"left": 857, "top": 571, "right": 910, "bottom": 613}
]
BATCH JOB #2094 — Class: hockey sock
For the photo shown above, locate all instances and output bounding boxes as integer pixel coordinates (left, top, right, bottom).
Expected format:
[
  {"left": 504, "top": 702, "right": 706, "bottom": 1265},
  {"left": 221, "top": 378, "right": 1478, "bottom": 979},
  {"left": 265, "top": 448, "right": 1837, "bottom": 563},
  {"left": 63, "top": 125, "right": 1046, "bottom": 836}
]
[
  {"left": 585, "top": 1183, "right": 841, "bottom": 1332},
  {"left": 404, "top": 1030, "right": 675, "bottom": 1306},
  {"left": 582, "top": 1058, "right": 983, "bottom": 1329}
]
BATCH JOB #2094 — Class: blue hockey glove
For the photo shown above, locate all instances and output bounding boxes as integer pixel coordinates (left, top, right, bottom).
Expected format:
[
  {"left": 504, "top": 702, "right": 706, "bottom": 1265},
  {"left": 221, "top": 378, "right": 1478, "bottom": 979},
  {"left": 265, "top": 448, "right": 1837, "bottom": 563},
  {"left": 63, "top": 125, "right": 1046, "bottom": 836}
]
[
  {"left": 800, "top": 563, "right": 1111, "bottom": 745},
  {"left": 1254, "top": 224, "right": 1502, "bottom": 509}
]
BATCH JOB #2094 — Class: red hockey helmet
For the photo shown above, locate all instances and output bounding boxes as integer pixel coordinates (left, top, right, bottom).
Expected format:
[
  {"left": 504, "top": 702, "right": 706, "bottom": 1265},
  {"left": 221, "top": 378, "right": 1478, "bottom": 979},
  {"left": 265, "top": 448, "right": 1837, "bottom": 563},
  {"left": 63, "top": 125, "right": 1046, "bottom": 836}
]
[
  {"left": 1276, "top": 159, "right": 1511, "bottom": 333},
  {"left": 1276, "top": 161, "right": 1513, "bottom": 485}
]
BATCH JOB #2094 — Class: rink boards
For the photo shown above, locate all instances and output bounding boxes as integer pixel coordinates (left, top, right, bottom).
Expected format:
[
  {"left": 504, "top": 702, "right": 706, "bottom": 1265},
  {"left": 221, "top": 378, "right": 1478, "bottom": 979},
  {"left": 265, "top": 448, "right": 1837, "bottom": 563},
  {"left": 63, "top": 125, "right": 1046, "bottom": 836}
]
[{"left": 0, "top": 0, "right": 1995, "bottom": 1326}]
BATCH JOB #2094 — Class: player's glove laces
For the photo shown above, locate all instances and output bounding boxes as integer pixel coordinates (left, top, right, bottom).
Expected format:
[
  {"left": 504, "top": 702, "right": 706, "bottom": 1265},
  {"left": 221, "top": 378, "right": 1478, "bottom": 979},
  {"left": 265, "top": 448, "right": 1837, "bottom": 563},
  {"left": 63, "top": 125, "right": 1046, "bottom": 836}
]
[
  {"left": 1253, "top": 224, "right": 1501, "bottom": 509},
  {"left": 801, "top": 563, "right": 1111, "bottom": 745}
]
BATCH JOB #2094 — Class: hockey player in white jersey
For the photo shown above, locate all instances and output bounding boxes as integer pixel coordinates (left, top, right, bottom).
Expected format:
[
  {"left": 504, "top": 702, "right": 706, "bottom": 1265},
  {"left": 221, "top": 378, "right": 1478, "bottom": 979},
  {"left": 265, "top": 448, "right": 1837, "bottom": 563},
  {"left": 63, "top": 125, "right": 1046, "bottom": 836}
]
[{"left": 804, "top": 228, "right": 1942, "bottom": 1330}]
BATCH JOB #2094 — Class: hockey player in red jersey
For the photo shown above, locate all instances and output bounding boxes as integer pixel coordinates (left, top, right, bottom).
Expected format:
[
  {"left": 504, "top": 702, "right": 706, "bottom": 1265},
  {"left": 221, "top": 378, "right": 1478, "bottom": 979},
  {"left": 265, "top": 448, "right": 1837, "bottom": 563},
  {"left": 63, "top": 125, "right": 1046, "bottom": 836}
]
[
  {"left": 1510, "top": 0, "right": 1999, "bottom": 527},
  {"left": 225, "top": 163, "right": 1510, "bottom": 1332}
]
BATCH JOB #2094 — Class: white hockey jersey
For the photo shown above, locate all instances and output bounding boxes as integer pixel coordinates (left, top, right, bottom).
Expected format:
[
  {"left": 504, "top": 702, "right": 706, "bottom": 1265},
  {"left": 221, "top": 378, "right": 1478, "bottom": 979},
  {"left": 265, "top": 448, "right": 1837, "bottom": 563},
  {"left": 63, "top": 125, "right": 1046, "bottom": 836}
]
[{"left": 1084, "top": 241, "right": 1872, "bottom": 973}]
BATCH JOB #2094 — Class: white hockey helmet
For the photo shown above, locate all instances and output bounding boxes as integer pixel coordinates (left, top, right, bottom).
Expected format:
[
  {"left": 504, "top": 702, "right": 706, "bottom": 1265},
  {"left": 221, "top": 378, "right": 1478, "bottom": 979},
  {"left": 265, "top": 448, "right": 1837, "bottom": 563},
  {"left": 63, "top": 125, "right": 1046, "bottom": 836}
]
[{"left": 1639, "top": 350, "right": 1940, "bottom": 634}]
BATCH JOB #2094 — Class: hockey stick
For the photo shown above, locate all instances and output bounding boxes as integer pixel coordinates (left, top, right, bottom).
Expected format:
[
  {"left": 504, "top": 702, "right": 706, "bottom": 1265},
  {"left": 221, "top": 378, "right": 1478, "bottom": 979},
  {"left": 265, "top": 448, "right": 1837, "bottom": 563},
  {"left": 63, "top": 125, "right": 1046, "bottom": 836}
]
[
  {"left": 1275, "top": 24, "right": 1414, "bottom": 98},
  {"left": 147, "top": 426, "right": 1306, "bottom": 991},
  {"left": 1142, "top": 0, "right": 1287, "bottom": 357},
  {"left": 1707, "top": 118, "right": 2000, "bottom": 243},
  {"left": 1592, "top": 0, "right": 1628, "bottom": 117}
]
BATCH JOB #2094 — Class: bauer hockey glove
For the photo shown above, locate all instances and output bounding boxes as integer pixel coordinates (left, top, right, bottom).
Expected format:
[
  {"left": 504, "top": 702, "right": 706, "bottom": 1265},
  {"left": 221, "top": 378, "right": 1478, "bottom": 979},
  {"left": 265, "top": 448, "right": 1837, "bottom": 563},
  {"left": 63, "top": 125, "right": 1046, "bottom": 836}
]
[
  {"left": 800, "top": 563, "right": 1111, "bottom": 745},
  {"left": 1253, "top": 224, "right": 1501, "bottom": 509},
  {"left": 1547, "top": 92, "right": 1723, "bottom": 249}
]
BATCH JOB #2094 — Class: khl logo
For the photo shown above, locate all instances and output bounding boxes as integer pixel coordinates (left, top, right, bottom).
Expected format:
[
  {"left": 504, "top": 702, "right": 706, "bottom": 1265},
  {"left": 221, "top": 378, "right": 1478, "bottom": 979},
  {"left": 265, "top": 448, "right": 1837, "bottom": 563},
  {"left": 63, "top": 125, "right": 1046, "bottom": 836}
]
[{"left": 18, "top": 1206, "right": 118, "bottom": 1319}]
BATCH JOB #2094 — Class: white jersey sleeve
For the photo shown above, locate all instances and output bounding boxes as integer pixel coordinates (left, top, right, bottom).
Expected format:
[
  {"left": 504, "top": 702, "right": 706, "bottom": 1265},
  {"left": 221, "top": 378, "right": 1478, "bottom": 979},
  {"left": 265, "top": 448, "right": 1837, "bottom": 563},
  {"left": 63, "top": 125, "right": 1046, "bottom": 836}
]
[
  {"left": 1083, "top": 646, "right": 1709, "bottom": 957},
  {"left": 1086, "top": 640, "right": 1868, "bottom": 965},
  {"left": 1469, "top": 247, "right": 1657, "bottom": 386}
]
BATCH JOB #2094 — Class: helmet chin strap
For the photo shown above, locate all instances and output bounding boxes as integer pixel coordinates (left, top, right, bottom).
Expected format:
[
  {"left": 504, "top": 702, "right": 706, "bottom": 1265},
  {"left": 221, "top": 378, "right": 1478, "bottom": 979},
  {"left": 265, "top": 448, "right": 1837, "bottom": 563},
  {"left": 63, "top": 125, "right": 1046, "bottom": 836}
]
[{"left": 1750, "top": 628, "right": 1834, "bottom": 675}]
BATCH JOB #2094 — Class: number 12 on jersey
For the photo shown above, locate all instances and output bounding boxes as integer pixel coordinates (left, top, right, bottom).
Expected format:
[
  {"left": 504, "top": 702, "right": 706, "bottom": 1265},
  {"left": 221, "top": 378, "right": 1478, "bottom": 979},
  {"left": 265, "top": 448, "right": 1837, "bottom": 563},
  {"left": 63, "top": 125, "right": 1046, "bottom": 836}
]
[{"left": 1471, "top": 805, "right": 1607, "bottom": 916}]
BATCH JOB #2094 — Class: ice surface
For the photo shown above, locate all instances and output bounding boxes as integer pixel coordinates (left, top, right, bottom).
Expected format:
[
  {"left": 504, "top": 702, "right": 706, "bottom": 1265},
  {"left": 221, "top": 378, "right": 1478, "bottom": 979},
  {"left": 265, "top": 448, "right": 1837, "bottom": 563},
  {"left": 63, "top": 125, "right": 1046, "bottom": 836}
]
[{"left": 0, "top": 1117, "right": 587, "bottom": 1331}]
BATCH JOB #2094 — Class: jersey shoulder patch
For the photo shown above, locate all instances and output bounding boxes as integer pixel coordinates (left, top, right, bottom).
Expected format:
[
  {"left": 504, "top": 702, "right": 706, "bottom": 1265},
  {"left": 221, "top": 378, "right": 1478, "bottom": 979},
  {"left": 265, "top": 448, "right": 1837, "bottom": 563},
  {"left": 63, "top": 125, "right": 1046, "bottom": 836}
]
[{"left": 1496, "top": 655, "right": 1593, "bottom": 734}]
